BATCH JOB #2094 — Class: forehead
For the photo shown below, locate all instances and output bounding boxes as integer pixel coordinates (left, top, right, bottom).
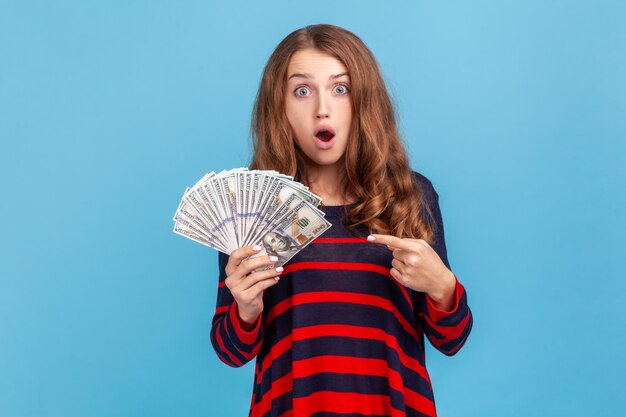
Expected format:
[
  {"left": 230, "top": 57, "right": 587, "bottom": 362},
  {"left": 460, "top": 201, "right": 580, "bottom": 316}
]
[{"left": 287, "top": 48, "right": 348, "bottom": 80}]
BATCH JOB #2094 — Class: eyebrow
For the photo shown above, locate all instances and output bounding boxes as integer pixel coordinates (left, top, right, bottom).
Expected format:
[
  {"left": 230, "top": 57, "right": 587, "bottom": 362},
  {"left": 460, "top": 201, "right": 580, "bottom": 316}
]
[{"left": 287, "top": 72, "right": 350, "bottom": 81}]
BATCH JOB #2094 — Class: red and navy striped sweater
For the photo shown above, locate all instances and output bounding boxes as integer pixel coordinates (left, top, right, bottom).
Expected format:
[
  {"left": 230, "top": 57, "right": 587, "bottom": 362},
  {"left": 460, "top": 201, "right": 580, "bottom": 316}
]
[{"left": 210, "top": 172, "right": 473, "bottom": 417}]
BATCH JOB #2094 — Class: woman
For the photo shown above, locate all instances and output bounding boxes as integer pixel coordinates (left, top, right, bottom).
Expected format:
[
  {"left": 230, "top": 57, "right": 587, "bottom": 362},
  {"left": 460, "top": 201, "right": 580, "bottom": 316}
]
[{"left": 210, "top": 24, "right": 473, "bottom": 417}]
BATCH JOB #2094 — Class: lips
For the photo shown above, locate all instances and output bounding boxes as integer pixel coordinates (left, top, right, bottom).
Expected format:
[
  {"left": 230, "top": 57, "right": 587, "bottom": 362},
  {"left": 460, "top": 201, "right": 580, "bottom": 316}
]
[{"left": 314, "top": 125, "right": 336, "bottom": 142}]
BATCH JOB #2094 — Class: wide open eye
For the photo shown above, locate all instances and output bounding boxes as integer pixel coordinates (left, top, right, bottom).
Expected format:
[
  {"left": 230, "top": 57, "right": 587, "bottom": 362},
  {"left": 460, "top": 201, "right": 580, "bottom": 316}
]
[
  {"left": 334, "top": 84, "right": 350, "bottom": 95},
  {"left": 295, "top": 86, "right": 310, "bottom": 97}
]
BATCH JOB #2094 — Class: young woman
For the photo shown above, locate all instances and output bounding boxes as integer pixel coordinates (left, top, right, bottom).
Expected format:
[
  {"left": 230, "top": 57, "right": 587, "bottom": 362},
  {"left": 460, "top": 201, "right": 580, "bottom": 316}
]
[{"left": 210, "top": 24, "right": 473, "bottom": 417}]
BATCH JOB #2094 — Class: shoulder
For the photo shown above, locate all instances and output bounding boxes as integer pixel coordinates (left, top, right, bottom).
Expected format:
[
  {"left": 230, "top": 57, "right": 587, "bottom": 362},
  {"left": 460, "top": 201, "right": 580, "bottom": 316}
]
[
  {"left": 410, "top": 170, "right": 438, "bottom": 202},
  {"left": 410, "top": 170, "right": 432, "bottom": 188}
]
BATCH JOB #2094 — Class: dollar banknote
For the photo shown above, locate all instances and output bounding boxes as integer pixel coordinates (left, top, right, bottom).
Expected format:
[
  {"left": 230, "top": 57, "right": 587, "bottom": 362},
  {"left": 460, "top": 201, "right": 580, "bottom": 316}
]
[
  {"left": 249, "top": 199, "right": 331, "bottom": 269},
  {"left": 173, "top": 168, "right": 331, "bottom": 261}
]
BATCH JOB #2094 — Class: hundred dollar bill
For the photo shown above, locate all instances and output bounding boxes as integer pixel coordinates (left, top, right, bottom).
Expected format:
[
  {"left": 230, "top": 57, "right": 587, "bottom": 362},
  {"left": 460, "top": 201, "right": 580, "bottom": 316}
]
[
  {"left": 246, "top": 171, "right": 257, "bottom": 232},
  {"left": 246, "top": 171, "right": 263, "bottom": 238},
  {"left": 247, "top": 192, "right": 306, "bottom": 246},
  {"left": 173, "top": 197, "right": 228, "bottom": 253},
  {"left": 244, "top": 174, "right": 322, "bottom": 247},
  {"left": 173, "top": 168, "right": 329, "bottom": 258},
  {"left": 183, "top": 184, "right": 235, "bottom": 251},
  {"left": 244, "top": 177, "right": 279, "bottom": 246},
  {"left": 246, "top": 172, "right": 275, "bottom": 240},
  {"left": 205, "top": 175, "right": 238, "bottom": 251},
  {"left": 215, "top": 170, "right": 244, "bottom": 248},
  {"left": 235, "top": 170, "right": 246, "bottom": 248},
  {"left": 249, "top": 199, "right": 331, "bottom": 268},
  {"left": 200, "top": 177, "right": 238, "bottom": 250},
  {"left": 173, "top": 222, "right": 227, "bottom": 252},
  {"left": 188, "top": 173, "right": 234, "bottom": 246}
]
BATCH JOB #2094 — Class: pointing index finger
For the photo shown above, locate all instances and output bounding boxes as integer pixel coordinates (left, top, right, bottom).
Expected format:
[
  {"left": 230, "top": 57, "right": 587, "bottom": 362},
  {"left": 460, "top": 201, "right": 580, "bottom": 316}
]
[{"left": 367, "top": 234, "right": 413, "bottom": 251}]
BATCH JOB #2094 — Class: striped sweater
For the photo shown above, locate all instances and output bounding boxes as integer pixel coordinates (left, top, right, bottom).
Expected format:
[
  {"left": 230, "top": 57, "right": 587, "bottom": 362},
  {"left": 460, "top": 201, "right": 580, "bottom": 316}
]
[{"left": 210, "top": 172, "right": 473, "bottom": 417}]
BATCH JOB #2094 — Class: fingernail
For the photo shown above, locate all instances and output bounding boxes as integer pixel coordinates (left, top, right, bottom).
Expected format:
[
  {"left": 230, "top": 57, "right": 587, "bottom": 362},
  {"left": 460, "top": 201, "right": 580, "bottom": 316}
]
[
  {"left": 270, "top": 256, "right": 278, "bottom": 262},
  {"left": 367, "top": 235, "right": 375, "bottom": 241},
  {"left": 275, "top": 266, "right": 284, "bottom": 273},
  {"left": 274, "top": 276, "right": 280, "bottom": 281},
  {"left": 252, "top": 245, "right": 262, "bottom": 251}
]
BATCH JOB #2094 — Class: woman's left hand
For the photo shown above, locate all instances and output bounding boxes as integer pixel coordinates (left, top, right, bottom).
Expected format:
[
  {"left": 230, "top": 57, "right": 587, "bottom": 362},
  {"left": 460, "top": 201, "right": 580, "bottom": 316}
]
[{"left": 367, "top": 234, "right": 457, "bottom": 311}]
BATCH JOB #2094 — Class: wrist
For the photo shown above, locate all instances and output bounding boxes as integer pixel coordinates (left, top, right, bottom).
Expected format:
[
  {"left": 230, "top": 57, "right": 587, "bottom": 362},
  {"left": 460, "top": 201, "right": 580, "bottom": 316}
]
[
  {"left": 428, "top": 271, "right": 456, "bottom": 307},
  {"left": 237, "top": 307, "right": 260, "bottom": 332}
]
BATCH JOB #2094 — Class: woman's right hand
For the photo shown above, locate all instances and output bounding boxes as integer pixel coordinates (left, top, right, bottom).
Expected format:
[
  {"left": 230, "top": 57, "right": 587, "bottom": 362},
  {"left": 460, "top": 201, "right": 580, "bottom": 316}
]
[{"left": 224, "top": 245, "right": 283, "bottom": 330}]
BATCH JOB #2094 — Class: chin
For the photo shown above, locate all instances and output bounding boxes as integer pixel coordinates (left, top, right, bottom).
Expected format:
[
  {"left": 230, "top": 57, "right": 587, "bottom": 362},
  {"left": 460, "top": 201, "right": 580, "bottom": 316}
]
[
  {"left": 298, "top": 146, "right": 347, "bottom": 169},
  {"left": 309, "top": 156, "right": 343, "bottom": 167}
]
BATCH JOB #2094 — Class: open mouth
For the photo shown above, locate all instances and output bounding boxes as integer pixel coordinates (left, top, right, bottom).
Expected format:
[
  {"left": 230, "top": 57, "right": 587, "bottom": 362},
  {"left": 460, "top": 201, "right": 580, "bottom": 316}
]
[{"left": 314, "top": 128, "right": 335, "bottom": 142}]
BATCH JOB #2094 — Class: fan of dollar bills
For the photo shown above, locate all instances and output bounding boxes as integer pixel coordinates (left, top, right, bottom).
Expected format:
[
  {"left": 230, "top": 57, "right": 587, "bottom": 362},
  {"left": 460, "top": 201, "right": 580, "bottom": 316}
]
[{"left": 173, "top": 168, "right": 332, "bottom": 267}]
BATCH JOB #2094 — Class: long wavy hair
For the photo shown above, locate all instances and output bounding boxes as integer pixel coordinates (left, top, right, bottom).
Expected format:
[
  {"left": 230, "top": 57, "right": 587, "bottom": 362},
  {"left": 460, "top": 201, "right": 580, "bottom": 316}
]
[{"left": 249, "top": 24, "right": 436, "bottom": 244}]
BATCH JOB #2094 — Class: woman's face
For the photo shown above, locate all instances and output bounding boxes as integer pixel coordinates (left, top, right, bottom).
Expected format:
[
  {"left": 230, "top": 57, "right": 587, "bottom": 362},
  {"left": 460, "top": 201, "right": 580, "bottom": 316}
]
[{"left": 284, "top": 48, "right": 353, "bottom": 171}]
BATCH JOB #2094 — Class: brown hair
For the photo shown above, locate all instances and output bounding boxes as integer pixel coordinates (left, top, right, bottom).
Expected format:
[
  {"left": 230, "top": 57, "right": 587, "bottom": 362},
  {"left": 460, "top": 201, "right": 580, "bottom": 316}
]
[{"left": 249, "top": 24, "right": 436, "bottom": 244}]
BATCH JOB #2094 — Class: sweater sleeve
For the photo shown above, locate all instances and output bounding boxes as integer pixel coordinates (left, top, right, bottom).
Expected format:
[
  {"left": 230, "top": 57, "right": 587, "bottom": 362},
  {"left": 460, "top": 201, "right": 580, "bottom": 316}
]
[
  {"left": 412, "top": 173, "right": 473, "bottom": 356},
  {"left": 209, "top": 251, "right": 264, "bottom": 367}
]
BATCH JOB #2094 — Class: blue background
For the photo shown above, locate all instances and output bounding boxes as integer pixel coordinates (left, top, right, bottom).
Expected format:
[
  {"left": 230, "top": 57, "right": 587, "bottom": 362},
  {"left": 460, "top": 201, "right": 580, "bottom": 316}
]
[{"left": 1, "top": 1, "right": 625, "bottom": 416}]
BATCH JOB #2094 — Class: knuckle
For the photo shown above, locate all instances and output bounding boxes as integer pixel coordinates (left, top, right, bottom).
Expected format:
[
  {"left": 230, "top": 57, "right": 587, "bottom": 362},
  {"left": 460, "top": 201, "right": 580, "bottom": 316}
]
[
  {"left": 240, "top": 260, "right": 256, "bottom": 274},
  {"left": 251, "top": 256, "right": 266, "bottom": 266},
  {"left": 231, "top": 248, "right": 249, "bottom": 262},
  {"left": 251, "top": 266, "right": 264, "bottom": 274},
  {"left": 262, "top": 270, "right": 276, "bottom": 280},
  {"left": 268, "top": 276, "right": 280, "bottom": 285},
  {"left": 248, "top": 271, "right": 263, "bottom": 282},
  {"left": 253, "top": 257, "right": 273, "bottom": 268},
  {"left": 234, "top": 246, "right": 248, "bottom": 256}
]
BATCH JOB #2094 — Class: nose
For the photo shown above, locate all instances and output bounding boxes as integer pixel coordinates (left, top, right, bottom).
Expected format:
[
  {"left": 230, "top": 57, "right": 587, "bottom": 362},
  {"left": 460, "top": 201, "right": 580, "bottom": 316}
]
[{"left": 316, "top": 92, "right": 329, "bottom": 119}]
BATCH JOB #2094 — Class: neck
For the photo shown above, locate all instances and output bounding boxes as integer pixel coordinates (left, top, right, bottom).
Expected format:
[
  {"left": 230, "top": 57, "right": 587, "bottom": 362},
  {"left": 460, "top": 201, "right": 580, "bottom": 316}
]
[{"left": 304, "top": 162, "right": 354, "bottom": 206}]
